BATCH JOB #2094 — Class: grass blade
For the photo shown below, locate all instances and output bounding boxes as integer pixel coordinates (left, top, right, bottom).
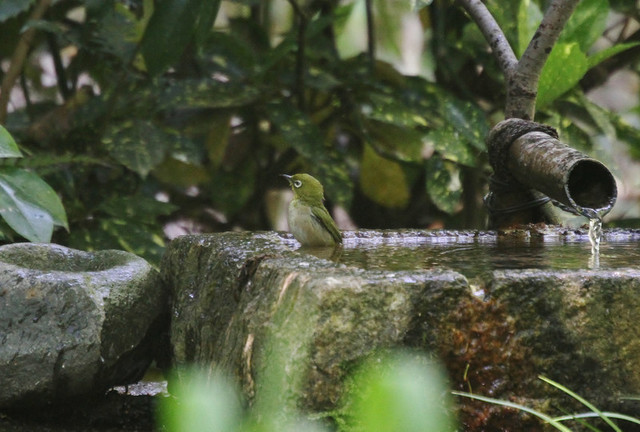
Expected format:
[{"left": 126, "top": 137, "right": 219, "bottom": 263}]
[
  {"left": 538, "top": 376, "right": 622, "bottom": 432},
  {"left": 553, "top": 412, "right": 640, "bottom": 426},
  {"left": 452, "top": 391, "right": 573, "bottom": 432}
]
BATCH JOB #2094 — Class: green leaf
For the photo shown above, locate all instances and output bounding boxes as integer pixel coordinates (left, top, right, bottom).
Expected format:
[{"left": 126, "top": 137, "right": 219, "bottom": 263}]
[
  {"left": 92, "top": 3, "right": 140, "bottom": 62},
  {"left": 516, "top": 0, "right": 542, "bottom": 57},
  {"left": 266, "top": 101, "right": 352, "bottom": 206},
  {"left": 424, "top": 126, "right": 476, "bottom": 167},
  {"left": 0, "top": 0, "right": 35, "bottom": 23},
  {"left": 359, "top": 144, "right": 410, "bottom": 209},
  {"left": 366, "top": 120, "right": 425, "bottom": 163},
  {"left": 140, "top": 0, "right": 201, "bottom": 76},
  {"left": 0, "top": 126, "right": 23, "bottom": 158},
  {"left": 0, "top": 167, "right": 68, "bottom": 242},
  {"left": 364, "top": 92, "right": 429, "bottom": 129},
  {"left": 425, "top": 156, "right": 462, "bottom": 214},
  {"left": 441, "top": 99, "right": 488, "bottom": 151},
  {"left": 559, "top": 0, "right": 609, "bottom": 52},
  {"left": 588, "top": 41, "right": 640, "bottom": 69},
  {"left": 537, "top": 42, "right": 588, "bottom": 108},
  {"left": 158, "top": 79, "right": 261, "bottom": 109},
  {"left": 193, "top": 0, "right": 221, "bottom": 46},
  {"left": 102, "top": 120, "right": 169, "bottom": 177}
]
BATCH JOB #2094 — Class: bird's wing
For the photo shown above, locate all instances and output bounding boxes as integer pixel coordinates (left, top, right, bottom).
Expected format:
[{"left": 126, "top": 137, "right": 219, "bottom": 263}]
[{"left": 311, "top": 206, "right": 343, "bottom": 244}]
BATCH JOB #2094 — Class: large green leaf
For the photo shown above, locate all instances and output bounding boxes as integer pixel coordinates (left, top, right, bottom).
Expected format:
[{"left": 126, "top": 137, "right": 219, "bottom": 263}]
[
  {"left": 0, "top": 126, "right": 22, "bottom": 158},
  {"left": 516, "top": 0, "right": 542, "bottom": 57},
  {"left": 0, "top": 167, "right": 68, "bottom": 242},
  {"left": 140, "top": 0, "right": 202, "bottom": 76},
  {"left": 537, "top": 42, "right": 588, "bottom": 108},
  {"left": 102, "top": 120, "right": 169, "bottom": 177},
  {"left": 425, "top": 156, "right": 462, "bottom": 214},
  {"left": 359, "top": 144, "right": 410, "bottom": 209},
  {"left": 559, "top": 0, "right": 609, "bottom": 52},
  {"left": 365, "top": 120, "right": 425, "bottom": 163},
  {"left": 267, "top": 101, "right": 352, "bottom": 206}
]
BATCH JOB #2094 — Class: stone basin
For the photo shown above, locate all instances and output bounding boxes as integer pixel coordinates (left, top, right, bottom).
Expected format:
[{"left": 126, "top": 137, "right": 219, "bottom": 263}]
[
  {"left": 161, "top": 228, "right": 640, "bottom": 429},
  {"left": 0, "top": 243, "right": 166, "bottom": 408}
]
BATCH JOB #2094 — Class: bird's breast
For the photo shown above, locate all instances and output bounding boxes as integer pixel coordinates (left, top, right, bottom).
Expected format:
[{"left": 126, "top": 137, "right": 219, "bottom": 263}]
[{"left": 288, "top": 200, "right": 336, "bottom": 246}]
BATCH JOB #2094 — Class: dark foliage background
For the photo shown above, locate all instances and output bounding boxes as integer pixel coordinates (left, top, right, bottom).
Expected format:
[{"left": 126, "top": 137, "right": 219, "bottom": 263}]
[{"left": 1, "top": 0, "right": 640, "bottom": 264}]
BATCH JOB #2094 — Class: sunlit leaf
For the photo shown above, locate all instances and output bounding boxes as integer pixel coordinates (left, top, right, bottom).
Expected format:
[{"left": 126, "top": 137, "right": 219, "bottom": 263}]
[
  {"left": 0, "top": 126, "right": 23, "bottom": 158},
  {"left": 516, "top": 0, "right": 542, "bottom": 57},
  {"left": 102, "top": 120, "right": 169, "bottom": 177},
  {"left": 140, "top": 0, "right": 201, "bottom": 76},
  {"left": 537, "top": 42, "right": 588, "bottom": 108},
  {"left": 360, "top": 144, "right": 410, "bottom": 209},
  {"left": 0, "top": 167, "right": 68, "bottom": 242},
  {"left": 559, "top": 0, "right": 609, "bottom": 51},
  {"left": 425, "top": 156, "right": 462, "bottom": 214}
]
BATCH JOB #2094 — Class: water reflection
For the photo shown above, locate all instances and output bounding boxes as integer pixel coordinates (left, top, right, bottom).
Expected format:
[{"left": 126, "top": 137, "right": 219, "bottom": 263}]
[{"left": 333, "top": 236, "right": 640, "bottom": 277}]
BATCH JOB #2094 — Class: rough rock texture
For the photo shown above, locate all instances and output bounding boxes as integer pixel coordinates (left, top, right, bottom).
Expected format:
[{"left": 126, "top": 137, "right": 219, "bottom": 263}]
[
  {"left": 162, "top": 229, "right": 640, "bottom": 429},
  {"left": 0, "top": 243, "right": 166, "bottom": 408},
  {"left": 488, "top": 268, "right": 640, "bottom": 407},
  {"left": 162, "top": 232, "right": 469, "bottom": 411}
]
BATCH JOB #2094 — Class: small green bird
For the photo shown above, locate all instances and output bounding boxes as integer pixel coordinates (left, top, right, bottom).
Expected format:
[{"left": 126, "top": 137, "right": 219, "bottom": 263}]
[{"left": 281, "top": 173, "right": 342, "bottom": 247}]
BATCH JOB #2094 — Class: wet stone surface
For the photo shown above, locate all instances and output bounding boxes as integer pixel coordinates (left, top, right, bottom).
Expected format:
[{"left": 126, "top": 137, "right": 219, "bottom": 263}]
[{"left": 161, "top": 228, "right": 640, "bottom": 430}]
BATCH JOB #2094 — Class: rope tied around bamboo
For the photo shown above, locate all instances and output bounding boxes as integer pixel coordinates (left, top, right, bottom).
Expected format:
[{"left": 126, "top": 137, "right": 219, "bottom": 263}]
[{"left": 485, "top": 118, "right": 617, "bottom": 227}]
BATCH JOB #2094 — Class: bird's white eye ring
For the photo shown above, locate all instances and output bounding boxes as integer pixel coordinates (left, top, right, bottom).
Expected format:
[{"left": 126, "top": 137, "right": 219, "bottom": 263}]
[{"left": 293, "top": 180, "right": 302, "bottom": 188}]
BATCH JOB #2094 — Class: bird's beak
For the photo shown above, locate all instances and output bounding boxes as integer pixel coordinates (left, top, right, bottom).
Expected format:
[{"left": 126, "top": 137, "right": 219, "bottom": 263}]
[{"left": 280, "top": 174, "right": 293, "bottom": 185}]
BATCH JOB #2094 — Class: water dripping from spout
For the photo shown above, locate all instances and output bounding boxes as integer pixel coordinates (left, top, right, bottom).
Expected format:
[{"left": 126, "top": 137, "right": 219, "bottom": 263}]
[{"left": 588, "top": 217, "right": 603, "bottom": 255}]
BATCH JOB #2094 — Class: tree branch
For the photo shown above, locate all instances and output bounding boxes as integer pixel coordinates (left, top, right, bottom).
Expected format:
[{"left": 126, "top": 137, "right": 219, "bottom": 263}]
[
  {"left": 458, "top": 0, "right": 517, "bottom": 75},
  {"left": 460, "top": 0, "right": 580, "bottom": 120},
  {"left": 0, "top": 0, "right": 52, "bottom": 124},
  {"left": 365, "top": 0, "right": 376, "bottom": 72},
  {"left": 507, "top": 0, "right": 580, "bottom": 119}
]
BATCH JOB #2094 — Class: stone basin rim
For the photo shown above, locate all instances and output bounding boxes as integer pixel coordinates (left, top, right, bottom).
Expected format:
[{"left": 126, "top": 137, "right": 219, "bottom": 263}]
[
  {"left": 275, "top": 227, "right": 640, "bottom": 246},
  {"left": 0, "top": 242, "right": 143, "bottom": 273}
]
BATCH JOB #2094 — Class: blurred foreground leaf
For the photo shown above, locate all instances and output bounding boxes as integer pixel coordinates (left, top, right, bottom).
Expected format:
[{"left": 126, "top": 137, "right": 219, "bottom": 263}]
[{"left": 345, "top": 351, "right": 457, "bottom": 432}]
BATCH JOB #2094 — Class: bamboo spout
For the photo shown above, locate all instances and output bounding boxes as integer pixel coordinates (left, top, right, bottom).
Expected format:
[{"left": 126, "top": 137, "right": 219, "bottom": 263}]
[{"left": 486, "top": 119, "right": 617, "bottom": 228}]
